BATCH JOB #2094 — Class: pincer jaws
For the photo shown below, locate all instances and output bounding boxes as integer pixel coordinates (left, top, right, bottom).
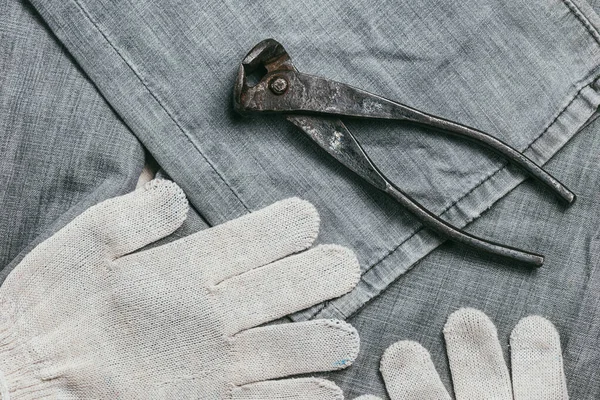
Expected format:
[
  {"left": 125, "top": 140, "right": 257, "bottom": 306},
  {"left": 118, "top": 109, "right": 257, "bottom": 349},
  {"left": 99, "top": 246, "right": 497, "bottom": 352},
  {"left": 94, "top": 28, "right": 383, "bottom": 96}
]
[{"left": 234, "top": 39, "right": 295, "bottom": 114}]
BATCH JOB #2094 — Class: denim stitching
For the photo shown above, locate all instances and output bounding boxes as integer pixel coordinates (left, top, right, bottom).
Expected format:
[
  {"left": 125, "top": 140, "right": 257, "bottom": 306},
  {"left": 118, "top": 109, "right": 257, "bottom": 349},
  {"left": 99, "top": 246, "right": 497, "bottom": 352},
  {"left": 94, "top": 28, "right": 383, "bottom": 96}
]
[
  {"left": 319, "top": 78, "right": 600, "bottom": 320},
  {"left": 561, "top": 0, "right": 600, "bottom": 46},
  {"left": 71, "top": 0, "right": 250, "bottom": 212}
]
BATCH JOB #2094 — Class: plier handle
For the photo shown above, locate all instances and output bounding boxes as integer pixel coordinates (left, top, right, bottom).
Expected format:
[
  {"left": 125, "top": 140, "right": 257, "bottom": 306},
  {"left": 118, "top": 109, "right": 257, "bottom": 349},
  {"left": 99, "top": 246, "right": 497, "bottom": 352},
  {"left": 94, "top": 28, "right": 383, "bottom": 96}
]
[{"left": 234, "top": 39, "right": 575, "bottom": 267}]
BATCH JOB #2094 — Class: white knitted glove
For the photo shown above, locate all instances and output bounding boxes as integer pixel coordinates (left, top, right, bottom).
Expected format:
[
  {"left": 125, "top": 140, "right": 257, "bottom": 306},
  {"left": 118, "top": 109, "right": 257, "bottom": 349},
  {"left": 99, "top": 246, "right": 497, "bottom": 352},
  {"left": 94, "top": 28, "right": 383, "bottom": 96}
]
[
  {"left": 355, "top": 308, "right": 568, "bottom": 400},
  {"left": 0, "top": 180, "right": 361, "bottom": 399}
]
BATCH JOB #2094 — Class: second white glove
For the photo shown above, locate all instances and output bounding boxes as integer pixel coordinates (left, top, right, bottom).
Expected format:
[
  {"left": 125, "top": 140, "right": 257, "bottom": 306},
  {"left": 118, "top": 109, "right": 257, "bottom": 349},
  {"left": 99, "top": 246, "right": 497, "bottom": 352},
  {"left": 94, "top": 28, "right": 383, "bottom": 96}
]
[{"left": 355, "top": 308, "right": 568, "bottom": 400}]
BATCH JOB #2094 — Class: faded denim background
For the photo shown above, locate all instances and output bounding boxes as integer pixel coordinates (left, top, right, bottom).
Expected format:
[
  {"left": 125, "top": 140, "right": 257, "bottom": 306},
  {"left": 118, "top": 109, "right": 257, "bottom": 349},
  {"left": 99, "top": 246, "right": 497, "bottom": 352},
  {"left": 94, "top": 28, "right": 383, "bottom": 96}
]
[
  {"left": 1, "top": 0, "right": 600, "bottom": 397},
  {"left": 0, "top": 0, "right": 145, "bottom": 274}
]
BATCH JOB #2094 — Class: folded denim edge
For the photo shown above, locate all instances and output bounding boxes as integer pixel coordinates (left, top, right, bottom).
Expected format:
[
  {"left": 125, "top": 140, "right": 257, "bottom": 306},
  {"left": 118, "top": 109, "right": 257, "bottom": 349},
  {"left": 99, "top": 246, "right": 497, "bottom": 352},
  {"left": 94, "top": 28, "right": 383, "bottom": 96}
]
[
  {"left": 563, "top": 0, "right": 600, "bottom": 44},
  {"left": 293, "top": 78, "right": 600, "bottom": 321},
  {"left": 28, "top": 0, "right": 251, "bottom": 223}
]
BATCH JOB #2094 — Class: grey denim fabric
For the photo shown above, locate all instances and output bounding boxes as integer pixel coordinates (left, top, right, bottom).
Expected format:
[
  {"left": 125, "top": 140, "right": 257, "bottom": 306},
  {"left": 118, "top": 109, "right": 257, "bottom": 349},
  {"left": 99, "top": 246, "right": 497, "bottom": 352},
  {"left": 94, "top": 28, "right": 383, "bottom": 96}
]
[
  {"left": 0, "top": 0, "right": 145, "bottom": 282},
  {"left": 1, "top": 0, "right": 600, "bottom": 398}
]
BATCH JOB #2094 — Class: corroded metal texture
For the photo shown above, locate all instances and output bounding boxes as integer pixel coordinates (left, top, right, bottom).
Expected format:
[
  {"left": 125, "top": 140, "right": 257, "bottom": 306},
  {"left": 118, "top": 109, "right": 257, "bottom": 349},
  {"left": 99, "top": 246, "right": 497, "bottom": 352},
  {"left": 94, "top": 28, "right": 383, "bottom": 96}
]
[{"left": 233, "top": 38, "right": 576, "bottom": 267}]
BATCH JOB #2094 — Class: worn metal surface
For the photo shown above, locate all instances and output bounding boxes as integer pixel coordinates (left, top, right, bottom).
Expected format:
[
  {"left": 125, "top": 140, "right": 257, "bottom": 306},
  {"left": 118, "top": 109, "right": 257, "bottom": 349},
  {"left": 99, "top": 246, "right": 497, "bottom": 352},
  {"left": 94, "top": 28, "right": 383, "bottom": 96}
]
[{"left": 233, "top": 38, "right": 576, "bottom": 267}]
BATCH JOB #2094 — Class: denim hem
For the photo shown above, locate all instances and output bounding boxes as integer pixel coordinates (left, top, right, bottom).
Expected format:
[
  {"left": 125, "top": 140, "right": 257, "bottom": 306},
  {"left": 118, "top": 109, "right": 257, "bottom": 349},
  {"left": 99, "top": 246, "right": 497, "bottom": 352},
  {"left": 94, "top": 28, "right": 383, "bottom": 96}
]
[{"left": 28, "top": 0, "right": 251, "bottom": 223}]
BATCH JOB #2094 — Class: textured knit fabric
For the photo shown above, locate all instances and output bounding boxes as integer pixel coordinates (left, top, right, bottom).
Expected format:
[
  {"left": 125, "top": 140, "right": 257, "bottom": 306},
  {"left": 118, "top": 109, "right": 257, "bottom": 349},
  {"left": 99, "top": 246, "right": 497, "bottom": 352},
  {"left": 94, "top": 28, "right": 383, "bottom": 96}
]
[
  {"left": 354, "top": 308, "right": 567, "bottom": 400},
  {"left": 377, "top": 342, "right": 450, "bottom": 400},
  {"left": 444, "top": 309, "right": 513, "bottom": 399},
  {"left": 0, "top": 180, "right": 361, "bottom": 399},
  {"left": 510, "top": 316, "right": 569, "bottom": 399}
]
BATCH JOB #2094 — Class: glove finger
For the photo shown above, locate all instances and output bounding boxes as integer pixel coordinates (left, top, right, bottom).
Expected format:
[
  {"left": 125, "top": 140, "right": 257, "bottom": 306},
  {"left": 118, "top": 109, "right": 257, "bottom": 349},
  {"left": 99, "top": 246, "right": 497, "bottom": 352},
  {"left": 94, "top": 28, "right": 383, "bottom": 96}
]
[
  {"left": 379, "top": 341, "right": 451, "bottom": 400},
  {"left": 83, "top": 179, "right": 188, "bottom": 258},
  {"left": 510, "top": 316, "right": 568, "bottom": 400},
  {"left": 230, "top": 319, "right": 359, "bottom": 385},
  {"left": 217, "top": 244, "right": 360, "bottom": 334},
  {"left": 129, "top": 197, "right": 319, "bottom": 285},
  {"left": 3, "top": 179, "right": 188, "bottom": 294},
  {"left": 443, "top": 308, "right": 512, "bottom": 400},
  {"left": 230, "top": 378, "right": 343, "bottom": 400}
]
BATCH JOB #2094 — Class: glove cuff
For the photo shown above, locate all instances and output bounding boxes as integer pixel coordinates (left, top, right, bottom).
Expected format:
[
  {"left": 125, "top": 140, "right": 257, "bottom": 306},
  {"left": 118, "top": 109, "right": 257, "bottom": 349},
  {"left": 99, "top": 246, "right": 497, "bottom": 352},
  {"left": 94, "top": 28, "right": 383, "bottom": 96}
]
[{"left": 0, "top": 299, "right": 55, "bottom": 399}]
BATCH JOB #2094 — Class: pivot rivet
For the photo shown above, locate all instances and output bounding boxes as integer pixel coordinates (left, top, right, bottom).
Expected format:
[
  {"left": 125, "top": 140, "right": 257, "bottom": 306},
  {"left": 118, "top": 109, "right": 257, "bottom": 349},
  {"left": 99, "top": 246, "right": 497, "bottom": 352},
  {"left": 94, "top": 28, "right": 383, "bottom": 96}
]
[{"left": 269, "top": 77, "right": 288, "bottom": 95}]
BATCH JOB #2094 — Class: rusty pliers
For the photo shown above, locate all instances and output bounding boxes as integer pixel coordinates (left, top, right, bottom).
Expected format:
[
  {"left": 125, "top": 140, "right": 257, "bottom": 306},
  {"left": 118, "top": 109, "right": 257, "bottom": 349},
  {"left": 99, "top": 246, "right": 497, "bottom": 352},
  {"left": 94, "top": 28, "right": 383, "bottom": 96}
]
[{"left": 233, "top": 39, "right": 575, "bottom": 267}]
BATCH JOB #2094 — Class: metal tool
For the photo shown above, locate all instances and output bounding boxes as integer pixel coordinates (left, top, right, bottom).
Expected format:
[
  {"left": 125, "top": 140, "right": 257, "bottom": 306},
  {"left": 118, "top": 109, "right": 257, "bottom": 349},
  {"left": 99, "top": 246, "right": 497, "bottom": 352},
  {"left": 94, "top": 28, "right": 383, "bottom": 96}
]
[{"left": 233, "top": 39, "right": 575, "bottom": 267}]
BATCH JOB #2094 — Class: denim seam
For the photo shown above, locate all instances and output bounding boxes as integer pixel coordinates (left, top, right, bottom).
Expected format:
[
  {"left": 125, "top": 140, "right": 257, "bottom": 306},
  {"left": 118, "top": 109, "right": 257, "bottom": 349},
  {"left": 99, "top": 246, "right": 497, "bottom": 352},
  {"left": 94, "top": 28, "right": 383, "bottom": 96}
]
[
  {"left": 372, "top": 79, "right": 598, "bottom": 271},
  {"left": 561, "top": 0, "right": 600, "bottom": 46},
  {"left": 70, "top": 0, "right": 250, "bottom": 212},
  {"left": 308, "top": 76, "right": 600, "bottom": 320}
]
